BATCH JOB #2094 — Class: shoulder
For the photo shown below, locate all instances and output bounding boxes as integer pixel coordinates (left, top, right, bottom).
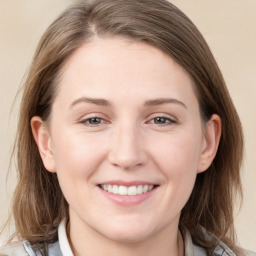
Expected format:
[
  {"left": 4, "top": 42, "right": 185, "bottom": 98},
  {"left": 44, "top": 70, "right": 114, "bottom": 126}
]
[
  {"left": 0, "top": 240, "right": 62, "bottom": 256},
  {"left": 182, "top": 226, "right": 256, "bottom": 256},
  {"left": 208, "top": 235, "right": 256, "bottom": 256},
  {"left": 0, "top": 241, "right": 28, "bottom": 256},
  {"left": 192, "top": 240, "right": 256, "bottom": 256}
]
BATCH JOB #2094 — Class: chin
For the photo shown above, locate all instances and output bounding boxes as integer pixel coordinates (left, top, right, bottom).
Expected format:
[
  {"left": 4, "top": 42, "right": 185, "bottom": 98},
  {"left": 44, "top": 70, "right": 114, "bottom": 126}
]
[{"left": 99, "top": 220, "right": 156, "bottom": 243}]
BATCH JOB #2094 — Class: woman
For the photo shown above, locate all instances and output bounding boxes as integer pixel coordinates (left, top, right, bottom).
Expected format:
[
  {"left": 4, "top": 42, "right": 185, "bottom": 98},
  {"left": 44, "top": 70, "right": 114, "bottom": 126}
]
[{"left": 0, "top": 0, "right": 253, "bottom": 255}]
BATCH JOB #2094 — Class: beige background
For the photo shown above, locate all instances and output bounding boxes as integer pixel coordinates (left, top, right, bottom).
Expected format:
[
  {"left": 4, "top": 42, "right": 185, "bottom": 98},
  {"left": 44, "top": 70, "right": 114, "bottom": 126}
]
[{"left": 0, "top": 0, "right": 255, "bottom": 250}]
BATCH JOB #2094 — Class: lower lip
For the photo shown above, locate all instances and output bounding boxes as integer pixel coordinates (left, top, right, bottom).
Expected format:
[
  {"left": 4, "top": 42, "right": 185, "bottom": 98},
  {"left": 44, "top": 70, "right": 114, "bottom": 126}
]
[{"left": 98, "top": 186, "right": 157, "bottom": 206}]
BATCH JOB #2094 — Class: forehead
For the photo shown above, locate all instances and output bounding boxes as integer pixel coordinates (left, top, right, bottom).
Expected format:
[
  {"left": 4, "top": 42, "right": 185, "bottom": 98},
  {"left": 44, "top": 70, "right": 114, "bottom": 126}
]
[{"left": 55, "top": 37, "right": 198, "bottom": 109}]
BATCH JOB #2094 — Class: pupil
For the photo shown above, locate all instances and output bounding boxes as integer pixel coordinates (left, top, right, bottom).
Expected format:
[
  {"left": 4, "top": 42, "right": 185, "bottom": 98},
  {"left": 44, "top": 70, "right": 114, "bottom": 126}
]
[
  {"left": 90, "top": 118, "right": 101, "bottom": 124},
  {"left": 155, "top": 117, "right": 166, "bottom": 124}
]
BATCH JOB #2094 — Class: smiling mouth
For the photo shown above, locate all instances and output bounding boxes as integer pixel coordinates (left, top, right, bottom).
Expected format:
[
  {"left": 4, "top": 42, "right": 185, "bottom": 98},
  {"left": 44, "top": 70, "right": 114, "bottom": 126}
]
[{"left": 99, "top": 184, "right": 158, "bottom": 196}]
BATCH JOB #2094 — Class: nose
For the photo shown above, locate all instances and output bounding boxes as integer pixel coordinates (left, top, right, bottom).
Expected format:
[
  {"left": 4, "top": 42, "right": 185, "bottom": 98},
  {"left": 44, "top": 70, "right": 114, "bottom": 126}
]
[{"left": 108, "top": 124, "right": 148, "bottom": 170}]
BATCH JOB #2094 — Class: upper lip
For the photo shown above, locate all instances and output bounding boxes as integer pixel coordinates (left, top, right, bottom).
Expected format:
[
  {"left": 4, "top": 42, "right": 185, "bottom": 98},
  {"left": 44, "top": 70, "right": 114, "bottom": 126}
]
[{"left": 99, "top": 180, "right": 158, "bottom": 186}]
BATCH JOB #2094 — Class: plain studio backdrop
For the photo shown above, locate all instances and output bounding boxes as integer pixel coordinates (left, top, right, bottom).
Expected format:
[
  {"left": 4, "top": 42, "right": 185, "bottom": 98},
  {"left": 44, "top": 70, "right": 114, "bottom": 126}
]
[{"left": 0, "top": 0, "right": 255, "bottom": 251}]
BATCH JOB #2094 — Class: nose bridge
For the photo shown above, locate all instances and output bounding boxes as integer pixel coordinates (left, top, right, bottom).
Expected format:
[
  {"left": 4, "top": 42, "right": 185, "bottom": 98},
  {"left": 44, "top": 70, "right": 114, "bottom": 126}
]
[{"left": 108, "top": 120, "right": 147, "bottom": 169}]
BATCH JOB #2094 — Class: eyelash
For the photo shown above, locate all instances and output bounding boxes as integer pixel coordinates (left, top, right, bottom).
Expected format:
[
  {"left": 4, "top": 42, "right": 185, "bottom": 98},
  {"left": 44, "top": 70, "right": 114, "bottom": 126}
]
[
  {"left": 79, "top": 115, "right": 177, "bottom": 127},
  {"left": 80, "top": 117, "right": 107, "bottom": 127},
  {"left": 148, "top": 116, "right": 177, "bottom": 126}
]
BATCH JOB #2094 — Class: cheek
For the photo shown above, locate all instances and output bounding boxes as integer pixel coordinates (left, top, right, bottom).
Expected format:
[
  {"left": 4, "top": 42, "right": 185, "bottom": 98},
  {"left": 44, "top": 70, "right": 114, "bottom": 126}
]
[
  {"left": 151, "top": 131, "right": 202, "bottom": 174},
  {"left": 51, "top": 130, "right": 108, "bottom": 210},
  {"left": 150, "top": 131, "right": 202, "bottom": 203},
  {"left": 51, "top": 129, "right": 109, "bottom": 201}
]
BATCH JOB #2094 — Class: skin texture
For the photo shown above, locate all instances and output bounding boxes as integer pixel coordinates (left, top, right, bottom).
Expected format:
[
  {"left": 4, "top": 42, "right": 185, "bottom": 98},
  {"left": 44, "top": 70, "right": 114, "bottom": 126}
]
[{"left": 31, "top": 38, "right": 221, "bottom": 256}]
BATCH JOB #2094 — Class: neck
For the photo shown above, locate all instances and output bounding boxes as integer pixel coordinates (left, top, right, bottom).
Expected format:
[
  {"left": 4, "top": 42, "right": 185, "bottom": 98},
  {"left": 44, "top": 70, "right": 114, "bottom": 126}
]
[{"left": 67, "top": 216, "right": 184, "bottom": 256}]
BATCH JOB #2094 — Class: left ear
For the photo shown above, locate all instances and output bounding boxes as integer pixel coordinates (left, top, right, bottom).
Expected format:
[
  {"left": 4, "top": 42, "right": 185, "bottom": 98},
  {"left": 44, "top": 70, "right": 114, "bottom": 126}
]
[
  {"left": 197, "top": 114, "right": 221, "bottom": 173},
  {"left": 31, "top": 116, "right": 56, "bottom": 173}
]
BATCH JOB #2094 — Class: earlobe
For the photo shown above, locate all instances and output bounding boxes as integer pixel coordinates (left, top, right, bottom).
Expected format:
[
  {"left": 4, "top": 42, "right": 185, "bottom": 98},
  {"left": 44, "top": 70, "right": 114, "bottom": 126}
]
[
  {"left": 198, "top": 114, "right": 221, "bottom": 173},
  {"left": 31, "top": 116, "right": 56, "bottom": 173}
]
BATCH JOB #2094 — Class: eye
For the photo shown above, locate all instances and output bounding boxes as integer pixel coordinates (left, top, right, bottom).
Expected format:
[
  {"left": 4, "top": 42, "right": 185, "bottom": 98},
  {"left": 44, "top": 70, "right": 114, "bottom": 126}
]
[
  {"left": 80, "top": 117, "right": 106, "bottom": 126},
  {"left": 149, "top": 116, "right": 176, "bottom": 126}
]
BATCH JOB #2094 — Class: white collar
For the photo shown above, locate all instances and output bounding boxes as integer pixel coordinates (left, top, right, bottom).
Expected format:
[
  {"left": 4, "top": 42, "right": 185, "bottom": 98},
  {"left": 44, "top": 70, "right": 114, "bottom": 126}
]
[{"left": 58, "top": 218, "right": 74, "bottom": 256}]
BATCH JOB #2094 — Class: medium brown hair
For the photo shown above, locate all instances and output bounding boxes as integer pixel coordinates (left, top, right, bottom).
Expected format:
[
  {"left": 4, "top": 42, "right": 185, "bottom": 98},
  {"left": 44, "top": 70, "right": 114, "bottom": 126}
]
[{"left": 7, "top": 0, "right": 244, "bottom": 254}]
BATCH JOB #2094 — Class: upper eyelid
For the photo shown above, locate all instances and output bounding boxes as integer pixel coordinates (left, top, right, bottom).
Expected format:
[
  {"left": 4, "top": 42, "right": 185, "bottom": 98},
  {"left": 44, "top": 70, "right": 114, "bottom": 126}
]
[
  {"left": 147, "top": 117, "right": 177, "bottom": 125},
  {"left": 77, "top": 112, "right": 108, "bottom": 121},
  {"left": 146, "top": 113, "right": 177, "bottom": 120},
  {"left": 79, "top": 117, "right": 109, "bottom": 128},
  {"left": 76, "top": 112, "right": 178, "bottom": 123},
  {"left": 81, "top": 116, "right": 107, "bottom": 123}
]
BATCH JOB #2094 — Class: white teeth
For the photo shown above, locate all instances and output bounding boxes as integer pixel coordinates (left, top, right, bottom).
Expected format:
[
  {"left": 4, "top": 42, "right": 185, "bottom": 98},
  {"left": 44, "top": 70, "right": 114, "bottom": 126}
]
[
  {"left": 128, "top": 186, "right": 137, "bottom": 196},
  {"left": 112, "top": 185, "right": 119, "bottom": 194},
  {"left": 100, "top": 184, "right": 155, "bottom": 195},
  {"left": 119, "top": 186, "right": 128, "bottom": 195},
  {"left": 137, "top": 185, "right": 143, "bottom": 195},
  {"left": 143, "top": 185, "right": 148, "bottom": 193},
  {"left": 107, "top": 184, "right": 112, "bottom": 193}
]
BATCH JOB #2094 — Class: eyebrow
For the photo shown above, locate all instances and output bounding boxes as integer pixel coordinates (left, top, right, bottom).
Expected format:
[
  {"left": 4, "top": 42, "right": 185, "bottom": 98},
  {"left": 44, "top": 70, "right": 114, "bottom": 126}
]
[
  {"left": 70, "top": 97, "right": 111, "bottom": 108},
  {"left": 70, "top": 97, "right": 187, "bottom": 109},
  {"left": 144, "top": 98, "right": 187, "bottom": 109}
]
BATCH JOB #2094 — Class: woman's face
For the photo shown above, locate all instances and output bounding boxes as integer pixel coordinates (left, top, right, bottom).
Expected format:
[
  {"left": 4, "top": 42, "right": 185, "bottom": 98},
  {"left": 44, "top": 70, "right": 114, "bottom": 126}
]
[{"left": 33, "top": 38, "right": 220, "bottom": 243}]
